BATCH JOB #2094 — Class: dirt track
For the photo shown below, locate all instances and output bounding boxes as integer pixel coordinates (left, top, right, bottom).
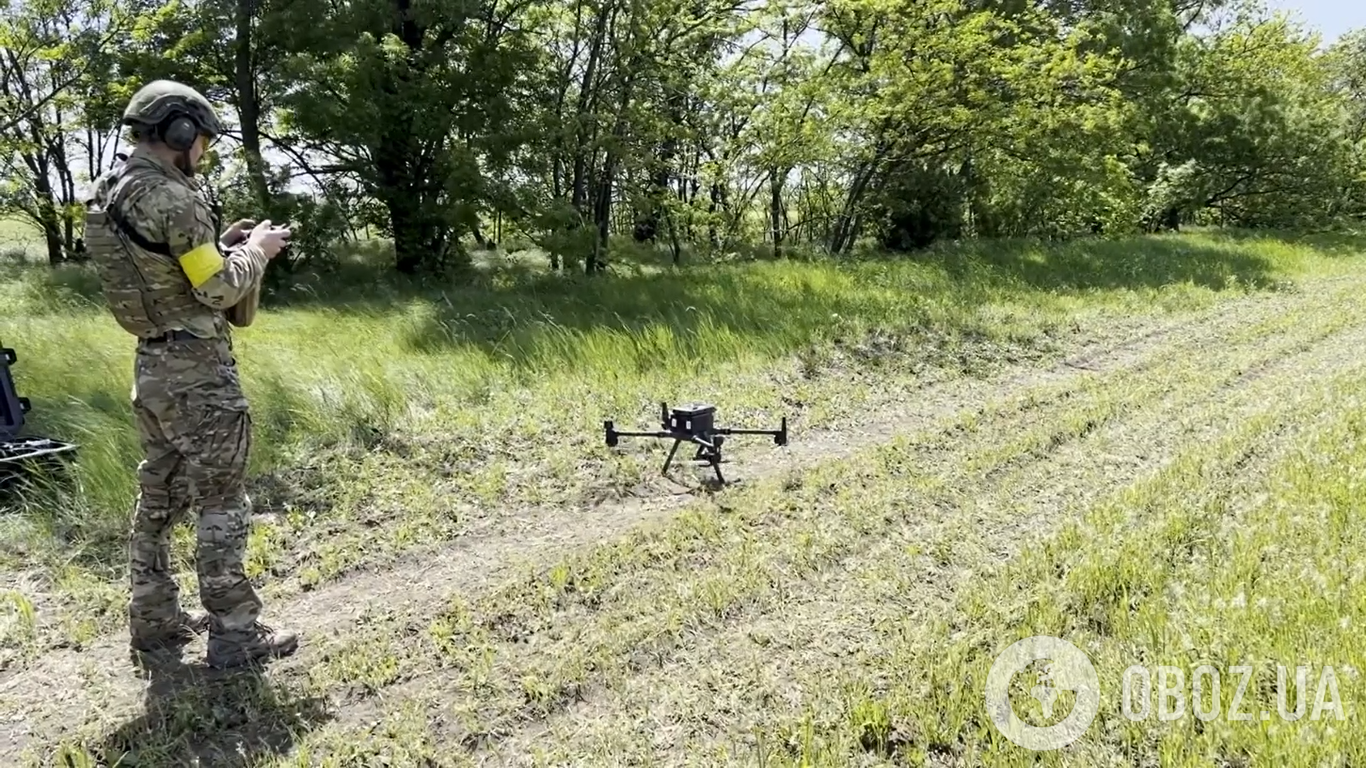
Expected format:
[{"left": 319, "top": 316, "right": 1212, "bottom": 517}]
[{"left": 3, "top": 272, "right": 1365, "bottom": 765}]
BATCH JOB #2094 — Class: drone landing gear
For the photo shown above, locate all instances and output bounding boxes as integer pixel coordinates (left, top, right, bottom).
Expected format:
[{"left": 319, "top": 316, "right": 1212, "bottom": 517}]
[{"left": 661, "top": 432, "right": 728, "bottom": 483}]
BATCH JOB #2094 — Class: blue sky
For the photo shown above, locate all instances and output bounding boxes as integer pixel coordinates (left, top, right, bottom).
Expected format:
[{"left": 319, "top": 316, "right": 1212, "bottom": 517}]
[{"left": 1265, "top": 0, "right": 1364, "bottom": 42}]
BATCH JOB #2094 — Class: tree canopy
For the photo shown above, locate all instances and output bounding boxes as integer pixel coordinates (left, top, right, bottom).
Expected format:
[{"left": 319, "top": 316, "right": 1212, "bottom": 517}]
[{"left": 2, "top": 0, "right": 1363, "bottom": 273}]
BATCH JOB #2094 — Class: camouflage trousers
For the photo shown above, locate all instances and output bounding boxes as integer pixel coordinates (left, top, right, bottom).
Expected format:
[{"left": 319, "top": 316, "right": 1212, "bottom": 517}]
[{"left": 127, "top": 334, "right": 263, "bottom": 648}]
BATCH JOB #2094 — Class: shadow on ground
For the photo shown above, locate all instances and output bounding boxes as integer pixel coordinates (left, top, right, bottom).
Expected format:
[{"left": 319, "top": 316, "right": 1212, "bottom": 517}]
[
  {"left": 923, "top": 233, "right": 1289, "bottom": 292},
  {"left": 85, "top": 651, "right": 331, "bottom": 767},
  {"left": 1195, "top": 227, "right": 1366, "bottom": 257}
]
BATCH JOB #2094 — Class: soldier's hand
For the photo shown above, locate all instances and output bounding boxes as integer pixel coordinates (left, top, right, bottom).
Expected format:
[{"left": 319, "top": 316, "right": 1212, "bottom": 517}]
[
  {"left": 248, "top": 219, "right": 292, "bottom": 260},
  {"left": 220, "top": 219, "right": 257, "bottom": 247}
]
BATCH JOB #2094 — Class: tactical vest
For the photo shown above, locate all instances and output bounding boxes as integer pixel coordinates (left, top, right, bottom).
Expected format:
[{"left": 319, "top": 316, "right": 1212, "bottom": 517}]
[{"left": 83, "top": 161, "right": 215, "bottom": 339}]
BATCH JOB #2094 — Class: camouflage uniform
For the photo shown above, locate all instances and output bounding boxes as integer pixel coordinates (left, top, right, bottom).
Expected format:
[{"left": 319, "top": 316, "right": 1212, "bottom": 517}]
[{"left": 83, "top": 80, "right": 297, "bottom": 669}]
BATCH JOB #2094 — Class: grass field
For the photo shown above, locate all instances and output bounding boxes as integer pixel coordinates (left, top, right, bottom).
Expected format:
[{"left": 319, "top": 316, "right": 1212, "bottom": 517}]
[{"left": 2, "top": 226, "right": 1366, "bottom": 766}]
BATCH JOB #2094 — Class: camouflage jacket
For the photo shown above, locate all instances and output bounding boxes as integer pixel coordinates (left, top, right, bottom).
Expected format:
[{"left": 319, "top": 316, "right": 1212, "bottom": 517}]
[{"left": 84, "top": 145, "right": 269, "bottom": 341}]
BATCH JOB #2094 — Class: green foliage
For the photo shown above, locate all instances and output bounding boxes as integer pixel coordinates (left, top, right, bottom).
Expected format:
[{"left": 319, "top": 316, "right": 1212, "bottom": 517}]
[{"left": 0, "top": 0, "right": 1363, "bottom": 266}]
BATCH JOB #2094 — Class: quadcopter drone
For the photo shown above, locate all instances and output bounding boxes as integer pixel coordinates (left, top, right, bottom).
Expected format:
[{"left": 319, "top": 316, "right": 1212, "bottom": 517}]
[{"left": 604, "top": 401, "right": 788, "bottom": 484}]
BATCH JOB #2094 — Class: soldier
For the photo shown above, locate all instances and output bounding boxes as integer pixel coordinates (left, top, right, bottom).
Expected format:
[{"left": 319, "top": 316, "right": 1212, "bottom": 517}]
[{"left": 83, "top": 80, "right": 298, "bottom": 669}]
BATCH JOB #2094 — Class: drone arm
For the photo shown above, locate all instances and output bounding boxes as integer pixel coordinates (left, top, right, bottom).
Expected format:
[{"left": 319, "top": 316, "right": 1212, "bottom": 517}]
[
  {"left": 612, "top": 430, "right": 677, "bottom": 438},
  {"left": 713, "top": 417, "right": 789, "bottom": 445},
  {"left": 604, "top": 419, "right": 680, "bottom": 448},
  {"left": 714, "top": 428, "right": 777, "bottom": 435}
]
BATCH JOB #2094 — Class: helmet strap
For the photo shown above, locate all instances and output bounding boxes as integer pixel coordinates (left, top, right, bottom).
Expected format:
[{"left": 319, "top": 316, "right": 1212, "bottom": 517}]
[{"left": 177, "top": 149, "right": 196, "bottom": 178}]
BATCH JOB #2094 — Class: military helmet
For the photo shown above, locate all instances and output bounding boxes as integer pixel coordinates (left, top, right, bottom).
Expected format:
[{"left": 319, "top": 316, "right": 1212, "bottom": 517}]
[{"left": 121, "top": 80, "right": 223, "bottom": 137}]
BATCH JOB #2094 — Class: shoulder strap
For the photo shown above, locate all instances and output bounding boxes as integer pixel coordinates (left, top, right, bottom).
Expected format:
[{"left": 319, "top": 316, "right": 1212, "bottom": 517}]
[
  {"left": 101, "top": 160, "right": 174, "bottom": 258},
  {"left": 105, "top": 204, "right": 173, "bottom": 257}
]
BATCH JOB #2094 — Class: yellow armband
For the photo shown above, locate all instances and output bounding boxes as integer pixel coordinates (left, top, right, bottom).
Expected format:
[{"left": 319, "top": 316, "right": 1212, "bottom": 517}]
[{"left": 179, "top": 242, "right": 225, "bottom": 287}]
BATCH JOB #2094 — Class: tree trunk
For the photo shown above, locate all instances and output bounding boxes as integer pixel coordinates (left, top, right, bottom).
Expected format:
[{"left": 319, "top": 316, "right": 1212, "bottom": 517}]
[
  {"left": 769, "top": 168, "right": 785, "bottom": 258},
  {"left": 376, "top": 96, "right": 436, "bottom": 273},
  {"left": 590, "top": 164, "right": 612, "bottom": 274},
  {"left": 385, "top": 185, "right": 448, "bottom": 274},
  {"left": 830, "top": 159, "right": 879, "bottom": 254},
  {"left": 707, "top": 182, "right": 723, "bottom": 249},
  {"left": 570, "top": 3, "right": 611, "bottom": 217},
  {"left": 235, "top": 0, "right": 272, "bottom": 210}
]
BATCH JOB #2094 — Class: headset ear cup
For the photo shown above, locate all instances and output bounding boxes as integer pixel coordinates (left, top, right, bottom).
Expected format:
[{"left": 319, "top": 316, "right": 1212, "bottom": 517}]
[{"left": 163, "top": 117, "right": 197, "bottom": 152}]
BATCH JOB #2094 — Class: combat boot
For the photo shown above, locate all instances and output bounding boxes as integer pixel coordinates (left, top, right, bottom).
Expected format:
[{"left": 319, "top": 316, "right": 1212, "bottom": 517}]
[
  {"left": 129, "top": 610, "right": 209, "bottom": 653},
  {"left": 206, "top": 621, "right": 299, "bottom": 670}
]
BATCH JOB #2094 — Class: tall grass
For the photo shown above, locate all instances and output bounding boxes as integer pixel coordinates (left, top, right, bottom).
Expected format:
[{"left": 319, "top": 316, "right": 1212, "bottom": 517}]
[{"left": 0, "top": 229, "right": 1359, "bottom": 574}]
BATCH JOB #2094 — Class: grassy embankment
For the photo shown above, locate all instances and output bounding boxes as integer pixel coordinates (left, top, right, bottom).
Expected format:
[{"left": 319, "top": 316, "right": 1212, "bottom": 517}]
[{"left": 4, "top": 218, "right": 1366, "bottom": 765}]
